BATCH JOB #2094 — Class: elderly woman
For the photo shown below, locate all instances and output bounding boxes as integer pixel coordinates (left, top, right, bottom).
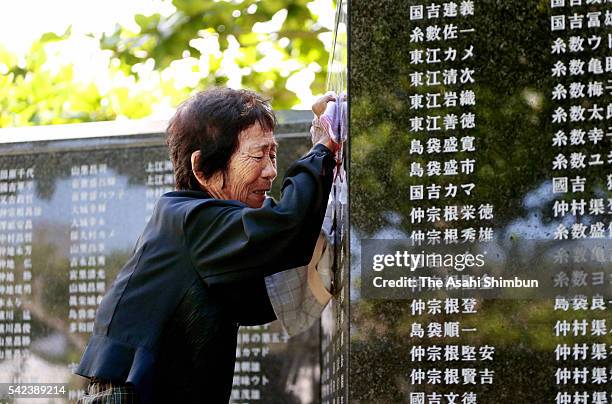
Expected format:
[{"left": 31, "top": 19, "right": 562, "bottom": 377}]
[{"left": 75, "top": 87, "right": 339, "bottom": 403}]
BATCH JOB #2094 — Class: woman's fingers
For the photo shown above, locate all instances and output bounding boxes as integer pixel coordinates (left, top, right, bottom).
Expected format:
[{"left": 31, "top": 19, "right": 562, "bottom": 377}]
[
  {"left": 312, "top": 92, "right": 337, "bottom": 117},
  {"left": 311, "top": 91, "right": 343, "bottom": 152}
]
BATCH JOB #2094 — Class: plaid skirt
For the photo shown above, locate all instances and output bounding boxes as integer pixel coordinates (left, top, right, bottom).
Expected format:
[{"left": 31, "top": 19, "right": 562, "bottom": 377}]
[{"left": 78, "top": 380, "right": 137, "bottom": 404}]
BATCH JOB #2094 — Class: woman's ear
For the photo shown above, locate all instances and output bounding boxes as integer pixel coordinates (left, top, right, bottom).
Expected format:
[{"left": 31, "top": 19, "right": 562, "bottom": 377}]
[
  {"left": 190, "top": 150, "right": 206, "bottom": 188},
  {"left": 191, "top": 150, "right": 225, "bottom": 197}
]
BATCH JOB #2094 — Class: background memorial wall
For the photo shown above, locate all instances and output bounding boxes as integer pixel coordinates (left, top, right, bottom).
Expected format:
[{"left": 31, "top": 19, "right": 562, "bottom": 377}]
[
  {"left": 351, "top": 0, "right": 612, "bottom": 403},
  {"left": 0, "top": 112, "right": 320, "bottom": 403}
]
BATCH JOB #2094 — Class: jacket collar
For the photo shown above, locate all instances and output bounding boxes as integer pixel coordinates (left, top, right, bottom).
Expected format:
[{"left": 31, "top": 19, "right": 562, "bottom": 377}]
[{"left": 163, "top": 189, "right": 211, "bottom": 199}]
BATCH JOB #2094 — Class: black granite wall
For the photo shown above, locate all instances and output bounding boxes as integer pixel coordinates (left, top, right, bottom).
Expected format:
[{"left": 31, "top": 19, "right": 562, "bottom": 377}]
[{"left": 350, "top": 1, "right": 612, "bottom": 402}]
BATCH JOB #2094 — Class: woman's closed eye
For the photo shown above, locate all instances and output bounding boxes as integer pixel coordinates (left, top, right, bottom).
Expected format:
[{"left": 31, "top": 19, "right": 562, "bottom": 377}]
[{"left": 249, "top": 153, "right": 276, "bottom": 161}]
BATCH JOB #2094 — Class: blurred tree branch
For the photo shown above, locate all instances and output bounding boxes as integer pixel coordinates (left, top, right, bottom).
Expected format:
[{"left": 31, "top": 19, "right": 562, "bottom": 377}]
[{"left": 0, "top": 0, "right": 333, "bottom": 128}]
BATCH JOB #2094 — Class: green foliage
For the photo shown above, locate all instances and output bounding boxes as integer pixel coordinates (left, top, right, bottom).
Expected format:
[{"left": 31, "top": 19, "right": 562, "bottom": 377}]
[{"left": 0, "top": 0, "right": 332, "bottom": 128}]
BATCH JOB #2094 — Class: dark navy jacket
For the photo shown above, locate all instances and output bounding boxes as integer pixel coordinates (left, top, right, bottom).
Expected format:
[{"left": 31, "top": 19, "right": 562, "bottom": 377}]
[{"left": 75, "top": 144, "right": 335, "bottom": 402}]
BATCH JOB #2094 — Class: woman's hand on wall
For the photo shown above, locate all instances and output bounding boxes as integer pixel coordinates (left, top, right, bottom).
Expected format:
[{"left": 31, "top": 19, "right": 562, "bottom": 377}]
[
  {"left": 312, "top": 93, "right": 336, "bottom": 117},
  {"left": 310, "top": 92, "right": 341, "bottom": 153}
]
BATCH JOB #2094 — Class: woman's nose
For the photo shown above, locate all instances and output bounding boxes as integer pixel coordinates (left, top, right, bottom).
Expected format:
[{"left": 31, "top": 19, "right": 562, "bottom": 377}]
[{"left": 262, "top": 157, "right": 277, "bottom": 180}]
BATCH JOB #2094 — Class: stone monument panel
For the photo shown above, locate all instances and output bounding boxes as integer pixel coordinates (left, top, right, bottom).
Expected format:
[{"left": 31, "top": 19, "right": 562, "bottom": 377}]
[{"left": 351, "top": 1, "right": 612, "bottom": 403}]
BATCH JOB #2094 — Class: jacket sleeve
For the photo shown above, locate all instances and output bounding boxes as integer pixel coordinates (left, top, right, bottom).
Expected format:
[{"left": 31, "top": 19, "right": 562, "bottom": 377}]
[{"left": 184, "top": 144, "right": 335, "bottom": 285}]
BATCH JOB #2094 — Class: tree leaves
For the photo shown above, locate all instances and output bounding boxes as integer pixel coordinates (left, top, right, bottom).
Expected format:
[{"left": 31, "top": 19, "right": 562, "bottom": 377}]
[{"left": 1, "top": 0, "right": 332, "bottom": 128}]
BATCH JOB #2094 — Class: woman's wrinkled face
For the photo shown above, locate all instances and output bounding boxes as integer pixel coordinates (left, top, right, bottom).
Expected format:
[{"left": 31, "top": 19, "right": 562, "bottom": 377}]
[{"left": 224, "top": 122, "right": 277, "bottom": 208}]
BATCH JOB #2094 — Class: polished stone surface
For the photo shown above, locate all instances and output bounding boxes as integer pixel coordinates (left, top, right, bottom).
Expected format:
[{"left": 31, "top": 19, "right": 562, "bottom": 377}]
[{"left": 350, "top": 1, "right": 612, "bottom": 402}]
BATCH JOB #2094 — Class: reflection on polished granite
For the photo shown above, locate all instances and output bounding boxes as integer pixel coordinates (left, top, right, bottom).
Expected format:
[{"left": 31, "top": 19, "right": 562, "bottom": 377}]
[{"left": 351, "top": 0, "right": 612, "bottom": 402}]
